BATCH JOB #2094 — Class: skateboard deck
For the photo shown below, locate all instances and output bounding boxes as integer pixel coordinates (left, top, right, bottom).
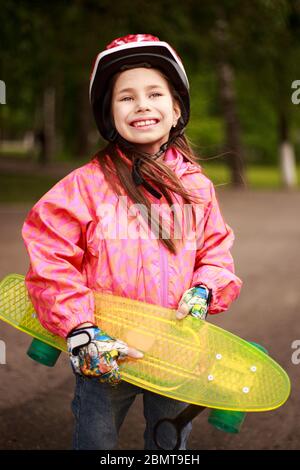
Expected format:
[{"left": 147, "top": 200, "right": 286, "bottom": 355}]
[{"left": 0, "top": 274, "right": 290, "bottom": 412}]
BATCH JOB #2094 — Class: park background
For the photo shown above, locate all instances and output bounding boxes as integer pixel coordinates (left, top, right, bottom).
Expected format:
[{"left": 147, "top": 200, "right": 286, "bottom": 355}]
[{"left": 0, "top": 0, "right": 300, "bottom": 450}]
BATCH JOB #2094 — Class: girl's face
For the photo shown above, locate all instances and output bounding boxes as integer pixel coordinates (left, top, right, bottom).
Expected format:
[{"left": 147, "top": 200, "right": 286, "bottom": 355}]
[{"left": 111, "top": 67, "right": 181, "bottom": 155}]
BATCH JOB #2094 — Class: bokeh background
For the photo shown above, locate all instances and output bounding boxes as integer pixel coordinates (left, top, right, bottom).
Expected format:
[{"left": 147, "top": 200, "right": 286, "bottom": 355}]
[{"left": 0, "top": 0, "right": 300, "bottom": 450}]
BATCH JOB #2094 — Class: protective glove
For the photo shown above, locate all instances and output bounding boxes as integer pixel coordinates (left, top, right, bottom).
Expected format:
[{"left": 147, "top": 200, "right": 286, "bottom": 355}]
[
  {"left": 176, "top": 285, "right": 212, "bottom": 321},
  {"left": 67, "top": 325, "right": 143, "bottom": 385}
]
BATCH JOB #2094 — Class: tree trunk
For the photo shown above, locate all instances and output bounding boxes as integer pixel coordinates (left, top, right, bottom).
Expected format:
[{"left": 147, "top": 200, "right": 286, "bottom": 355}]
[
  {"left": 0, "top": 80, "right": 6, "bottom": 145},
  {"left": 217, "top": 61, "right": 246, "bottom": 187},
  {"left": 76, "top": 80, "right": 91, "bottom": 158},
  {"left": 0, "top": 80, "right": 6, "bottom": 105},
  {"left": 213, "top": 13, "right": 247, "bottom": 188},
  {"left": 40, "top": 86, "right": 56, "bottom": 165},
  {"left": 278, "top": 109, "right": 297, "bottom": 188}
]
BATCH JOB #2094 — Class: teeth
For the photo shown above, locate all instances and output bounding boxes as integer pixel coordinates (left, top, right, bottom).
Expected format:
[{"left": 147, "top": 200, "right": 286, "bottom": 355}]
[{"left": 132, "top": 119, "right": 157, "bottom": 127}]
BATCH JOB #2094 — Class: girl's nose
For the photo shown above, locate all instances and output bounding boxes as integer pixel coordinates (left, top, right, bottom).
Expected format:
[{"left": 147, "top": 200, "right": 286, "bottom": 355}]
[{"left": 135, "top": 100, "right": 151, "bottom": 112}]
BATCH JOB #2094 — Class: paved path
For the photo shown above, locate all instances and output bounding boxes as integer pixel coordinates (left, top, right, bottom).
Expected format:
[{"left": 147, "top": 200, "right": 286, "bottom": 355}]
[{"left": 0, "top": 189, "right": 299, "bottom": 449}]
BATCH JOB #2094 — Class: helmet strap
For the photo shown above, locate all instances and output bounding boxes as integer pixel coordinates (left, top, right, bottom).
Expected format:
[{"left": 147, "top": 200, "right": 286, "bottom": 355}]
[{"left": 115, "top": 129, "right": 183, "bottom": 199}]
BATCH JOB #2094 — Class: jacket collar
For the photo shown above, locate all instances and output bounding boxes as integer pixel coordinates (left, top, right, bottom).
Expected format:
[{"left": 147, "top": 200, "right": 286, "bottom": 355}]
[
  {"left": 163, "top": 146, "right": 201, "bottom": 178},
  {"left": 113, "top": 144, "right": 201, "bottom": 178}
]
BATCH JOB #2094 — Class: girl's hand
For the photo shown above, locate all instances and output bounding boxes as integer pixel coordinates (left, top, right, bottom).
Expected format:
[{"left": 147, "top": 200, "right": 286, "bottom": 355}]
[
  {"left": 67, "top": 326, "right": 143, "bottom": 385},
  {"left": 176, "top": 285, "right": 211, "bottom": 321}
]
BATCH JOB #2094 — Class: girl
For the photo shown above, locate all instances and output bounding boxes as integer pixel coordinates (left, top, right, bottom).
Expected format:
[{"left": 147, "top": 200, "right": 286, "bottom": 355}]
[{"left": 22, "top": 34, "right": 242, "bottom": 450}]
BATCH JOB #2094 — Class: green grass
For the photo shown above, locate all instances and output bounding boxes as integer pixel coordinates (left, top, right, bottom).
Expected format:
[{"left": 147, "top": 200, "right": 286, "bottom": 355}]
[
  {"left": 203, "top": 163, "right": 300, "bottom": 189},
  {"left": 0, "top": 164, "right": 299, "bottom": 204},
  {"left": 0, "top": 173, "right": 59, "bottom": 203},
  {"left": 0, "top": 149, "right": 32, "bottom": 158},
  {"left": 201, "top": 162, "right": 231, "bottom": 187},
  {"left": 248, "top": 166, "right": 282, "bottom": 188}
]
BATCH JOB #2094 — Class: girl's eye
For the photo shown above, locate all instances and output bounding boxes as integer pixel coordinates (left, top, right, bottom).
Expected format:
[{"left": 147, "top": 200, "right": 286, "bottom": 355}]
[
  {"left": 120, "top": 93, "right": 162, "bottom": 102},
  {"left": 121, "top": 96, "right": 133, "bottom": 101}
]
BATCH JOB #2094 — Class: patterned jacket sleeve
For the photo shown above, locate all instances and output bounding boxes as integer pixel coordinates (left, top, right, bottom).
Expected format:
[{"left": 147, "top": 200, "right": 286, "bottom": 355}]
[
  {"left": 21, "top": 170, "right": 95, "bottom": 338},
  {"left": 191, "top": 180, "right": 242, "bottom": 314}
]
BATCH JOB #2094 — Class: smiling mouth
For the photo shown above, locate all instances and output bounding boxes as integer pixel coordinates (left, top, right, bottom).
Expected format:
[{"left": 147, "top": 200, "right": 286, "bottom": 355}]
[{"left": 130, "top": 119, "right": 160, "bottom": 129}]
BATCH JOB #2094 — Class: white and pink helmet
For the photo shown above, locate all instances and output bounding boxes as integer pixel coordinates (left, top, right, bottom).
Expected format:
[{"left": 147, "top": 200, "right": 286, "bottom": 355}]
[{"left": 89, "top": 34, "right": 190, "bottom": 143}]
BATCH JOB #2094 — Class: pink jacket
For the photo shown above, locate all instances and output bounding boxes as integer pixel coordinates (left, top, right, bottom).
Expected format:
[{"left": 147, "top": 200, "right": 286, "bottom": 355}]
[{"left": 22, "top": 147, "right": 242, "bottom": 338}]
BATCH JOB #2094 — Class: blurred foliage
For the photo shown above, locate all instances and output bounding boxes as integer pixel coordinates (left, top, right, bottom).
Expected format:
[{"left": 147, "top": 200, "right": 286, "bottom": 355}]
[
  {"left": 0, "top": 0, "right": 299, "bottom": 164},
  {"left": 0, "top": 172, "right": 59, "bottom": 203}
]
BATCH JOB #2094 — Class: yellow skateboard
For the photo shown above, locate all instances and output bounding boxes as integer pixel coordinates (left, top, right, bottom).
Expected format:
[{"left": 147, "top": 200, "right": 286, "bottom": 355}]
[{"left": 0, "top": 274, "right": 290, "bottom": 412}]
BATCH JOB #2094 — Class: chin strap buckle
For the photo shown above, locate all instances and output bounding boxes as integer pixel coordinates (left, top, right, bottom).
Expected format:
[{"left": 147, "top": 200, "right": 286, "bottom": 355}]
[{"left": 132, "top": 157, "right": 162, "bottom": 199}]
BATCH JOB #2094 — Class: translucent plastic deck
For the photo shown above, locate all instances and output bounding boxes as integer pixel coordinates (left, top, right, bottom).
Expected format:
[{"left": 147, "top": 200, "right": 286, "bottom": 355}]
[{"left": 0, "top": 274, "right": 290, "bottom": 411}]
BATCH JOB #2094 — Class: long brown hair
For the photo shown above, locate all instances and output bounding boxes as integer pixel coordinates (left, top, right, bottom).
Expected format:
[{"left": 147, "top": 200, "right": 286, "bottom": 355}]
[
  {"left": 96, "top": 134, "right": 205, "bottom": 255},
  {"left": 95, "top": 69, "right": 204, "bottom": 255}
]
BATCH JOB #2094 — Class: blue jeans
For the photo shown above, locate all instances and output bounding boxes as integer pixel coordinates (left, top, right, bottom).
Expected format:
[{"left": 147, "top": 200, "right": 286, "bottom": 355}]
[{"left": 71, "top": 375, "right": 193, "bottom": 450}]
